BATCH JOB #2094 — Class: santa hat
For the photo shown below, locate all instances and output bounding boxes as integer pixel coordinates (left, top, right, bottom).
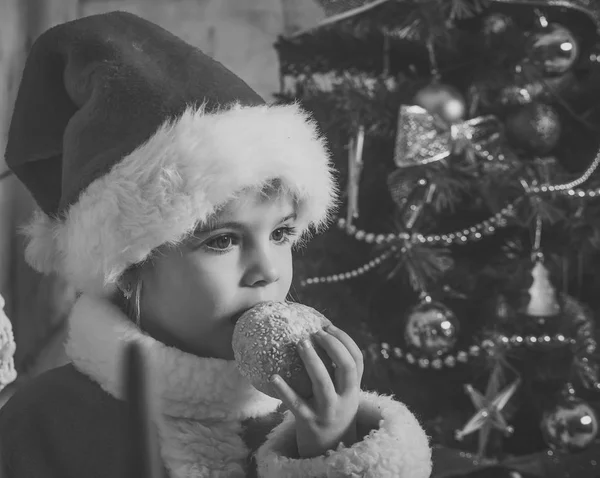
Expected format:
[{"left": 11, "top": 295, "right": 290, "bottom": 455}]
[{"left": 5, "top": 11, "right": 338, "bottom": 296}]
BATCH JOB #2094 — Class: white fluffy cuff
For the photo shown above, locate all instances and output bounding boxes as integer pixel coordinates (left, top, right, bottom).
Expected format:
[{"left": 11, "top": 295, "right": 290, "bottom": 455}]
[{"left": 255, "top": 391, "right": 432, "bottom": 478}]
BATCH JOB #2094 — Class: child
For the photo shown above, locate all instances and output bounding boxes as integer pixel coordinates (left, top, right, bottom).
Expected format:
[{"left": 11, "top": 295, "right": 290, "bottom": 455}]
[{"left": 0, "top": 11, "right": 432, "bottom": 478}]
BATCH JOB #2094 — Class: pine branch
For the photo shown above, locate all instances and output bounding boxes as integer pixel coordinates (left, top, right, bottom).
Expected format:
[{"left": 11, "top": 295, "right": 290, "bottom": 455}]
[
  {"left": 524, "top": 196, "right": 567, "bottom": 226},
  {"left": 387, "top": 0, "right": 456, "bottom": 45},
  {"left": 394, "top": 0, "right": 489, "bottom": 44},
  {"left": 387, "top": 17, "right": 424, "bottom": 42},
  {"left": 382, "top": 241, "right": 453, "bottom": 290},
  {"left": 427, "top": 160, "right": 483, "bottom": 212},
  {"left": 567, "top": 201, "right": 600, "bottom": 253},
  {"left": 447, "top": 0, "right": 490, "bottom": 20}
]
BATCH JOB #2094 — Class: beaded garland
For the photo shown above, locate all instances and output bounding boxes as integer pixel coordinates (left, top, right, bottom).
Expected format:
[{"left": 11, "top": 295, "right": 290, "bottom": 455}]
[
  {"left": 300, "top": 148, "right": 600, "bottom": 288},
  {"left": 300, "top": 149, "right": 600, "bottom": 380},
  {"left": 373, "top": 294, "right": 600, "bottom": 393}
]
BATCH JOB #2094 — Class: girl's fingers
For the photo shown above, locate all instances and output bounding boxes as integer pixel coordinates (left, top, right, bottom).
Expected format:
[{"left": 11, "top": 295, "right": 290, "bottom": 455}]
[
  {"left": 324, "top": 324, "right": 364, "bottom": 381},
  {"left": 297, "top": 338, "right": 336, "bottom": 407},
  {"left": 313, "top": 329, "right": 357, "bottom": 395},
  {"left": 270, "top": 374, "right": 313, "bottom": 421}
]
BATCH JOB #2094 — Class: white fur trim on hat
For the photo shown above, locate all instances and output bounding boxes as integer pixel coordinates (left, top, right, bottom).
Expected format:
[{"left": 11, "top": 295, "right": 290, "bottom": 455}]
[{"left": 22, "top": 103, "right": 339, "bottom": 295}]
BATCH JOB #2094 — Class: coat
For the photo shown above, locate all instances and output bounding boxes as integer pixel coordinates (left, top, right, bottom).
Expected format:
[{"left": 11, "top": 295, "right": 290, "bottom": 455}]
[{"left": 0, "top": 295, "right": 432, "bottom": 477}]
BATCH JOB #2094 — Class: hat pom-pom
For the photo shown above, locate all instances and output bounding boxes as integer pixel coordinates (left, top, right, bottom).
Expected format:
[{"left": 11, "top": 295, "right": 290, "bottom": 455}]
[{"left": 0, "top": 294, "right": 17, "bottom": 392}]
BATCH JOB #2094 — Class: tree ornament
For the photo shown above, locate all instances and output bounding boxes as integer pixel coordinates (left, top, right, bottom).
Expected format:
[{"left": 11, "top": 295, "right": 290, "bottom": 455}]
[
  {"left": 526, "top": 23, "right": 579, "bottom": 76},
  {"left": 404, "top": 297, "right": 459, "bottom": 356},
  {"left": 404, "top": 183, "right": 437, "bottom": 230},
  {"left": 541, "top": 396, "right": 598, "bottom": 452},
  {"left": 386, "top": 169, "right": 425, "bottom": 208},
  {"left": 482, "top": 13, "right": 513, "bottom": 36},
  {"left": 500, "top": 71, "right": 576, "bottom": 106},
  {"left": 345, "top": 126, "right": 365, "bottom": 231},
  {"left": 413, "top": 83, "right": 466, "bottom": 124},
  {"left": 505, "top": 103, "right": 561, "bottom": 155},
  {"left": 386, "top": 171, "right": 430, "bottom": 227},
  {"left": 394, "top": 104, "right": 503, "bottom": 168},
  {"left": 455, "top": 377, "right": 520, "bottom": 458},
  {"left": 524, "top": 260, "right": 561, "bottom": 318}
]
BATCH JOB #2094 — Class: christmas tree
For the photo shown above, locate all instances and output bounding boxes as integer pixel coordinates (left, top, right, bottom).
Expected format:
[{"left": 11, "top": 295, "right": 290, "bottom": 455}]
[{"left": 276, "top": 1, "right": 600, "bottom": 476}]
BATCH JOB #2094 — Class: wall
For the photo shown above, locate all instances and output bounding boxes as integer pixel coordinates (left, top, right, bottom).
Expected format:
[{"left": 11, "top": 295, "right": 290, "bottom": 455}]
[{"left": 82, "top": 0, "right": 324, "bottom": 100}]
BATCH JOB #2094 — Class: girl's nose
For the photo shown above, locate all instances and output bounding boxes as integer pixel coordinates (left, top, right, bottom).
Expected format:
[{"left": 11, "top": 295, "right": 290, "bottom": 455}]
[{"left": 242, "top": 245, "right": 280, "bottom": 287}]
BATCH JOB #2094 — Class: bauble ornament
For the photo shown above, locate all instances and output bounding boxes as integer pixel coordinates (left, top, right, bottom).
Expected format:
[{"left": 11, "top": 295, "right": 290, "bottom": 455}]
[
  {"left": 506, "top": 103, "right": 561, "bottom": 155},
  {"left": 541, "top": 396, "right": 598, "bottom": 451},
  {"left": 404, "top": 299, "right": 459, "bottom": 356},
  {"left": 232, "top": 301, "right": 334, "bottom": 399},
  {"left": 413, "top": 83, "right": 466, "bottom": 124},
  {"left": 500, "top": 71, "right": 576, "bottom": 106},
  {"left": 527, "top": 23, "right": 579, "bottom": 76}
]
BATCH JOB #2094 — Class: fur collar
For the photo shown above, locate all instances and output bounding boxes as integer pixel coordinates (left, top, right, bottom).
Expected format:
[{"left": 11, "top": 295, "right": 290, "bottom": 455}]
[{"left": 65, "top": 295, "right": 280, "bottom": 421}]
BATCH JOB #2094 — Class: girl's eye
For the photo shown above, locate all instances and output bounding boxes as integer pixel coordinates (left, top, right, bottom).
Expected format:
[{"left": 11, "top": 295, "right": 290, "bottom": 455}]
[
  {"left": 272, "top": 226, "right": 297, "bottom": 244},
  {"left": 202, "top": 226, "right": 297, "bottom": 253},
  {"left": 205, "top": 234, "right": 234, "bottom": 251}
]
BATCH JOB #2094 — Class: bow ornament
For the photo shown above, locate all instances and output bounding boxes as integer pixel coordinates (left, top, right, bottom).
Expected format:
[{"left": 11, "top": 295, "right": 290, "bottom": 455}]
[{"left": 394, "top": 105, "right": 504, "bottom": 168}]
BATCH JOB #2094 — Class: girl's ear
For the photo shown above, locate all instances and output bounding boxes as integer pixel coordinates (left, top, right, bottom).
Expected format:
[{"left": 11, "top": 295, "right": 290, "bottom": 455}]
[{"left": 117, "top": 266, "right": 141, "bottom": 296}]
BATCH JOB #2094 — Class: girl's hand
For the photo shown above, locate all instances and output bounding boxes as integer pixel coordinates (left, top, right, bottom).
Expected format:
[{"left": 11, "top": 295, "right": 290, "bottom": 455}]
[{"left": 270, "top": 324, "right": 364, "bottom": 458}]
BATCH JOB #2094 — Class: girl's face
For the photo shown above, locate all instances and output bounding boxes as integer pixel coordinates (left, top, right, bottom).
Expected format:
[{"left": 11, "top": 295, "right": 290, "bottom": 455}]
[{"left": 136, "top": 188, "right": 297, "bottom": 360}]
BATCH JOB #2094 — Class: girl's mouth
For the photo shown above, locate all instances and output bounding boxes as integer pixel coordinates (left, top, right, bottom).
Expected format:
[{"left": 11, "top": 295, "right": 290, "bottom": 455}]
[{"left": 230, "top": 307, "right": 251, "bottom": 325}]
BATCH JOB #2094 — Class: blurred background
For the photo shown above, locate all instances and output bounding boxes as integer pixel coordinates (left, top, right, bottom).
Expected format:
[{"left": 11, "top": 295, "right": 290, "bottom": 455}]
[{"left": 2, "top": 1, "right": 600, "bottom": 477}]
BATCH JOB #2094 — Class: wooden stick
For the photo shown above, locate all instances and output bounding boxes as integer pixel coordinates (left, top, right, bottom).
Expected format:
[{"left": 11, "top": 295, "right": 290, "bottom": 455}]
[{"left": 123, "top": 342, "right": 164, "bottom": 478}]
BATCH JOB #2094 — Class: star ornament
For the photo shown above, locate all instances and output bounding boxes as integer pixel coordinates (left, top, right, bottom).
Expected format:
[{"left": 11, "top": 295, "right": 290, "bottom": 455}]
[{"left": 455, "top": 378, "right": 521, "bottom": 458}]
